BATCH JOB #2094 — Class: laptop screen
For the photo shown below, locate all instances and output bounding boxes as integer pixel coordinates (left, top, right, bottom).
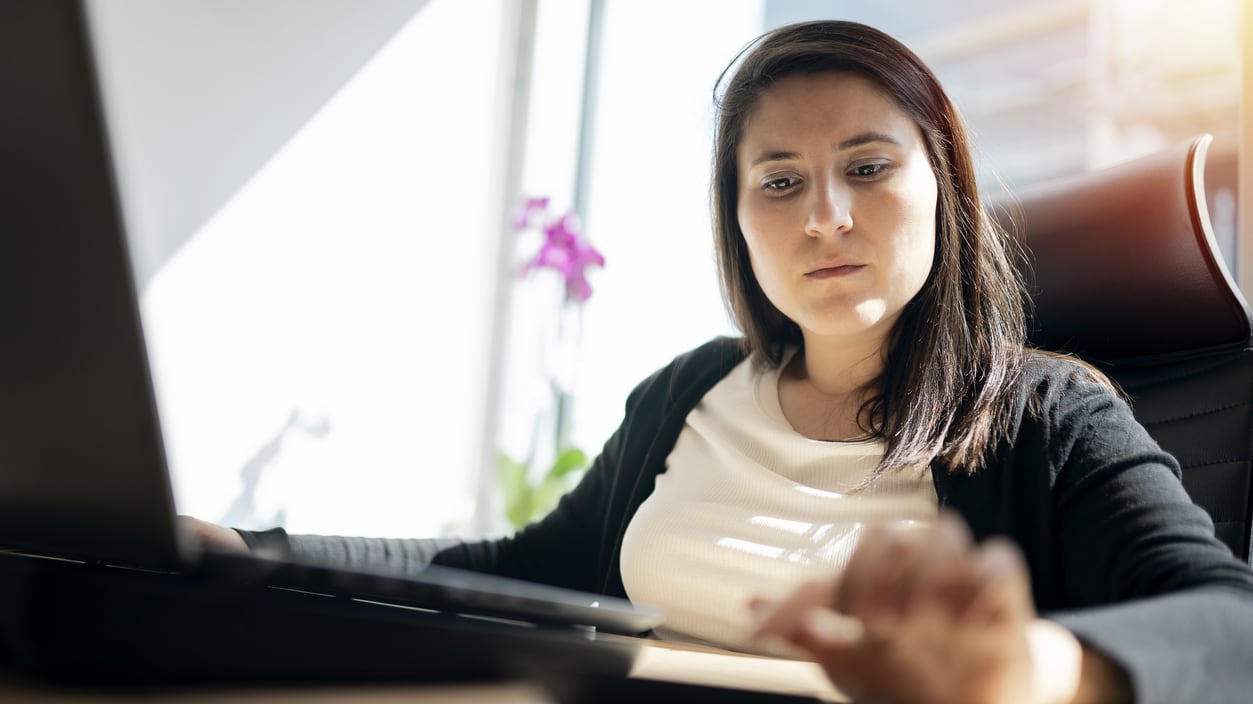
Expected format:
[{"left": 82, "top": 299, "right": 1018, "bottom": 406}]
[{"left": 0, "top": 0, "right": 188, "bottom": 570}]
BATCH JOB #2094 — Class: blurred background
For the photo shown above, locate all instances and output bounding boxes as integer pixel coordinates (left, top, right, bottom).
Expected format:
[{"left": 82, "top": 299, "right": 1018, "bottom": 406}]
[{"left": 84, "top": 0, "right": 1247, "bottom": 538}]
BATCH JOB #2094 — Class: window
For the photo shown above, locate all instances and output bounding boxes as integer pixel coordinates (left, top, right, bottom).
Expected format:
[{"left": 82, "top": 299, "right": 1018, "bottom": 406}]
[{"left": 89, "top": 0, "right": 512, "bottom": 538}]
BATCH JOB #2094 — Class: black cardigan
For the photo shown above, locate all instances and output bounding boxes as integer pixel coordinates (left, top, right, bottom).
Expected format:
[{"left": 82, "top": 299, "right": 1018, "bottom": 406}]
[{"left": 251, "top": 337, "right": 1253, "bottom": 703}]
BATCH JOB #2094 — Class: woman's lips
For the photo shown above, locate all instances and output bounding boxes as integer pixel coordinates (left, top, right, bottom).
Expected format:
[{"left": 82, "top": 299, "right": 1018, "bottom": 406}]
[{"left": 806, "top": 264, "right": 865, "bottom": 279}]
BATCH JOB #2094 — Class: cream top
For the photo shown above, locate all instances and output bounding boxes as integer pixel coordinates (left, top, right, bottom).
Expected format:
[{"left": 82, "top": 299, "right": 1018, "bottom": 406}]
[{"left": 619, "top": 353, "right": 938, "bottom": 650}]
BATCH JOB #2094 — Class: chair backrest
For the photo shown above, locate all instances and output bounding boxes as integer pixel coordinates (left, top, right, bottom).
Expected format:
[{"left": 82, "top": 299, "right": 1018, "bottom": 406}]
[{"left": 989, "top": 134, "right": 1253, "bottom": 565}]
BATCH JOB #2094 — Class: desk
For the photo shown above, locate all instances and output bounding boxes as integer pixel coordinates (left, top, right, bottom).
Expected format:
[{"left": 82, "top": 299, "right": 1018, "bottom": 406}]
[{"left": 0, "top": 639, "right": 847, "bottom": 703}]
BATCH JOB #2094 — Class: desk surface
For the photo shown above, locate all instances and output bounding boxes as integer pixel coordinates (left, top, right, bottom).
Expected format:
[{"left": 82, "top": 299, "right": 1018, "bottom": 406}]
[{"left": 0, "top": 638, "right": 846, "bottom": 703}]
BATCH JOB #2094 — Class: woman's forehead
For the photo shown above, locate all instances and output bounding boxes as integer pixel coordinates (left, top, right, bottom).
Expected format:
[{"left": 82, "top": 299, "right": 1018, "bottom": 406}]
[{"left": 737, "top": 73, "right": 924, "bottom": 156}]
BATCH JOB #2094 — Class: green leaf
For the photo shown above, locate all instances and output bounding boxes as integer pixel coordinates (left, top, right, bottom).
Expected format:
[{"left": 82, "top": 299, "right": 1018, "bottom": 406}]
[
  {"left": 498, "top": 448, "right": 588, "bottom": 529},
  {"left": 498, "top": 453, "right": 532, "bottom": 530},
  {"left": 498, "top": 453, "right": 528, "bottom": 501},
  {"left": 546, "top": 448, "right": 588, "bottom": 481},
  {"left": 505, "top": 486, "right": 532, "bottom": 530},
  {"left": 532, "top": 477, "right": 567, "bottom": 517}
]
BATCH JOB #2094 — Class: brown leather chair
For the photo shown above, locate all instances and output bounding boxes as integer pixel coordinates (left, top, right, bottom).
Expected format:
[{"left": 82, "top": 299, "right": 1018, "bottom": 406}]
[{"left": 989, "top": 134, "right": 1253, "bottom": 565}]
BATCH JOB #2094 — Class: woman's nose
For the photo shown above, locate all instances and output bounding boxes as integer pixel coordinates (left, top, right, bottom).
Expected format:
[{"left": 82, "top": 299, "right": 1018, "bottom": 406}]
[{"left": 804, "top": 181, "right": 853, "bottom": 238}]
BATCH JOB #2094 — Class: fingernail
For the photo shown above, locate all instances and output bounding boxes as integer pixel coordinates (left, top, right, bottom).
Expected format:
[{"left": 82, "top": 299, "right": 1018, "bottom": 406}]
[
  {"left": 981, "top": 544, "right": 1016, "bottom": 577},
  {"left": 802, "top": 610, "right": 863, "bottom": 644}
]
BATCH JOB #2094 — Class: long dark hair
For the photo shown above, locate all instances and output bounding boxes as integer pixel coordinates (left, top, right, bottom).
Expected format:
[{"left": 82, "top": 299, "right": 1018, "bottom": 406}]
[{"left": 712, "top": 20, "right": 1028, "bottom": 475}]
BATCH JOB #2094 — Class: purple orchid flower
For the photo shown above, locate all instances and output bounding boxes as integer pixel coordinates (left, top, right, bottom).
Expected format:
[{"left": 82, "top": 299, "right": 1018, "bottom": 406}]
[
  {"left": 517, "top": 201, "right": 605, "bottom": 304},
  {"left": 512, "top": 196, "right": 550, "bottom": 230}
]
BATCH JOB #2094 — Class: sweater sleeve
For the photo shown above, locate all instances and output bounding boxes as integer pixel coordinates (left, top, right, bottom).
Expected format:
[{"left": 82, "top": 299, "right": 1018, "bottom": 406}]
[
  {"left": 1043, "top": 370, "right": 1253, "bottom": 704},
  {"left": 233, "top": 526, "right": 463, "bottom": 577},
  {"left": 230, "top": 463, "right": 622, "bottom": 589}
]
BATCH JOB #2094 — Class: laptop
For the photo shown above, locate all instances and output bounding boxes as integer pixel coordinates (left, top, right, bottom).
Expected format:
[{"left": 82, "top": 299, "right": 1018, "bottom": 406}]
[{"left": 0, "top": 0, "right": 661, "bottom": 685}]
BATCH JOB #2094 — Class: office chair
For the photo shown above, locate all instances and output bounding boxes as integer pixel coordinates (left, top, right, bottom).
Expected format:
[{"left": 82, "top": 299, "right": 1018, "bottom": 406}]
[{"left": 989, "top": 134, "right": 1253, "bottom": 566}]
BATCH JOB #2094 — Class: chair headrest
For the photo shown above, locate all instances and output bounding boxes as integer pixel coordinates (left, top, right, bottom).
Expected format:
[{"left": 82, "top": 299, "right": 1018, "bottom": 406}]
[{"left": 988, "top": 134, "right": 1251, "bottom": 365}]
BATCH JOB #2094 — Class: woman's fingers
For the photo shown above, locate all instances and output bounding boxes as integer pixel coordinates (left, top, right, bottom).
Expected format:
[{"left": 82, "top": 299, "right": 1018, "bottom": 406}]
[
  {"left": 963, "top": 537, "right": 1035, "bottom": 626},
  {"left": 752, "top": 514, "right": 1027, "bottom": 641},
  {"left": 789, "top": 609, "right": 868, "bottom": 696},
  {"left": 895, "top": 512, "right": 972, "bottom": 615},
  {"left": 832, "top": 523, "right": 904, "bottom": 617},
  {"left": 834, "top": 513, "right": 975, "bottom": 633},
  {"left": 177, "top": 515, "right": 250, "bottom": 553},
  {"left": 749, "top": 576, "right": 838, "bottom": 643},
  {"left": 750, "top": 517, "right": 1043, "bottom": 704}
]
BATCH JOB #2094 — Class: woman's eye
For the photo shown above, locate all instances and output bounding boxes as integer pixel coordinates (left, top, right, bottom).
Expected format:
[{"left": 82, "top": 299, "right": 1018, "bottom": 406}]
[
  {"left": 850, "top": 163, "right": 889, "bottom": 179},
  {"left": 763, "top": 176, "right": 799, "bottom": 192}
]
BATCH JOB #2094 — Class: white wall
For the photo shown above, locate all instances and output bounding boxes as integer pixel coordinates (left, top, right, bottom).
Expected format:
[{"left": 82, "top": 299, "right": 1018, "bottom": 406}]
[{"left": 87, "top": 0, "right": 508, "bottom": 537}]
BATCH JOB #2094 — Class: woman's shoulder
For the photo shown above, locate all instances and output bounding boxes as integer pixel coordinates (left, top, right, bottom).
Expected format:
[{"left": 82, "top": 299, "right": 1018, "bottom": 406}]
[
  {"left": 673, "top": 335, "right": 747, "bottom": 372},
  {"left": 643, "top": 336, "right": 745, "bottom": 382},
  {"left": 1017, "top": 349, "right": 1125, "bottom": 416},
  {"left": 1021, "top": 349, "right": 1114, "bottom": 384}
]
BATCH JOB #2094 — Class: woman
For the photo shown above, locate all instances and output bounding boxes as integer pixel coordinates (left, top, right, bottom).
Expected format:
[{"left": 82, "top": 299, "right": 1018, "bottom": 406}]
[{"left": 188, "top": 20, "right": 1253, "bottom": 704}]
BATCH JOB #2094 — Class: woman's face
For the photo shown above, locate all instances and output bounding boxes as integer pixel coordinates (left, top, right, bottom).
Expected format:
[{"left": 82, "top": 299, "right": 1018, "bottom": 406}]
[{"left": 736, "top": 71, "right": 938, "bottom": 351}]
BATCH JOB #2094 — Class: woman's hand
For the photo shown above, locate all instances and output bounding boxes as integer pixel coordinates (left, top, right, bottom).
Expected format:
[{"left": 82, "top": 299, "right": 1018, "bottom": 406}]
[
  {"left": 750, "top": 513, "right": 1101, "bottom": 704},
  {"left": 178, "top": 515, "right": 250, "bottom": 554}
]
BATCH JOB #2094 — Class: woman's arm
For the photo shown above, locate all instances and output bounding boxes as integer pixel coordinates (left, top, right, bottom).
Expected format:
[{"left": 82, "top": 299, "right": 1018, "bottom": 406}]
[{"left": 1043, "top": 370, "right": 1253, "bottom": 702}]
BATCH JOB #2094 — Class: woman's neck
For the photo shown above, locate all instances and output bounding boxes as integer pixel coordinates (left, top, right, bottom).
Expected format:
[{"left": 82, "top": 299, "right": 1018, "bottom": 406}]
[
  {"left": 777, "top": 335, "right": 887, "bottom": 442},
  {"left": 794, "top": 332, "right": 886, "bottom": 396}
]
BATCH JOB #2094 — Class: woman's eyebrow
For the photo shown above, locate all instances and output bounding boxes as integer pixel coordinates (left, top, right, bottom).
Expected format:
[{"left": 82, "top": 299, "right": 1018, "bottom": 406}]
[
  {"left": 748, "top": 151, "right": 799, "bottom": 168},
  {"left": 748, "top": 132, "right": 903, "bottom": 169},
  {"left": 838, "top": 131, "right": 901, "bottom": 150}
]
